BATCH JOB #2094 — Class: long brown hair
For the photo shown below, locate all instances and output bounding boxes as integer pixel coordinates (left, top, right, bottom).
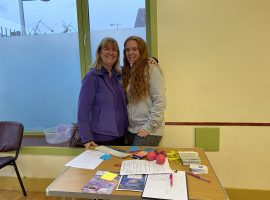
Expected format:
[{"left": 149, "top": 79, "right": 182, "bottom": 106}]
[{"left": 122, "top": 36, "right": 150, "bottom": 103}]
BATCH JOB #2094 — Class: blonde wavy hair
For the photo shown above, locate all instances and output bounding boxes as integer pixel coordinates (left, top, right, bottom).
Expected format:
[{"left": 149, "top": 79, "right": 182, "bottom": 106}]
[
  {"left": 91, "top": 37, "right": 121, "bottom": 73},
  {"left": 122, "top": 36, "right": 150, "bottom": 103}
]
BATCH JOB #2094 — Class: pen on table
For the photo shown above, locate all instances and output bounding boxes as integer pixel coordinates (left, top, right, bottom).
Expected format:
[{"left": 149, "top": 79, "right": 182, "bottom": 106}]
[
  {"left": 170, "top": 173, "right": 173, "bottom": 187},
  {"left": 187, "top": 171, "right": 210, "bottom": 183}
]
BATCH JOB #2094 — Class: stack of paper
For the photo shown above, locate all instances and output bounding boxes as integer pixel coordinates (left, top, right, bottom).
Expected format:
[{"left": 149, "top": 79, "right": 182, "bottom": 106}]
[
  {"left": 178, "top": 151, "right": 201, "bottom": 165},
  {"left": 118, "top": 158, "right": 172, "bottom": 193},
  {"left": 142, "top": 171, "right": 188, "bottom": 200},
  {"left": 190, "top": 164, "right": 208, "bottom": 174},
  {"left": 120, "top": 159, "right": 172, "bottom": 175},
  {"left": 65, "top": 150, "right": 104, "bottom": 169}
]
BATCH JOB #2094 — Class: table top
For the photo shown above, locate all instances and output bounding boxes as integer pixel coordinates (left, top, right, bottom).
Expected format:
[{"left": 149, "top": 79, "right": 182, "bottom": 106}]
[{"left": 46, "top": 147, "right": 229, "bottom": 200}]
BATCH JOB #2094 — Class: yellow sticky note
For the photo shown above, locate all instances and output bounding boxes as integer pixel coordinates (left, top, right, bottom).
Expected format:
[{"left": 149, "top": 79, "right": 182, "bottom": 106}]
[{"left": 100, "top": 171, "right": 118, "bottom": 181}]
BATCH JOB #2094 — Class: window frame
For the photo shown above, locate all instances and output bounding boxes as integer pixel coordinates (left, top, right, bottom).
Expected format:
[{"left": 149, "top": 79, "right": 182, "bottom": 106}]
[
  {"left": 22, "top": 0, "right": 157, "bottom": 154},
  {"left": 79, "top": 0, "right": 158, "bottom": 78}
]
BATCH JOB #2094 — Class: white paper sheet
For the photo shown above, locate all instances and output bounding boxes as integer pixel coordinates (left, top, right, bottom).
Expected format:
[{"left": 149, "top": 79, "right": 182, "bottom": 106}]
[
  {"left": 65, "top": 150, "right": 104, "bottom": 169},
  {"left": 142, "top": 171, "right": 188, "bottom": 200},
  {"left": 120, "top": 158, "right": 172, "bottom": 175}
]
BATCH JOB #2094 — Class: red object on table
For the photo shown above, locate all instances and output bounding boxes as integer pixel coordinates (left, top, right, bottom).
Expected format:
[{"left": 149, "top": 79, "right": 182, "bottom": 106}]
[
  {"left": 156, "top": 154, "right": 166, "bottom": 164},
  {"left": 146, "top": 151, "right": 156, "bottom": 161}
]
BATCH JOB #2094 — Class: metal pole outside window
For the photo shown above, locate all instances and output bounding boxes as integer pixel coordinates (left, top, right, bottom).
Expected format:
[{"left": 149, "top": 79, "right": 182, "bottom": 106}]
[
  {"left": 18, "top": 0, "right": 26, "bottom": 36},
  {"left": 18, "top": 0, "right": 50, "bottom": 36}
]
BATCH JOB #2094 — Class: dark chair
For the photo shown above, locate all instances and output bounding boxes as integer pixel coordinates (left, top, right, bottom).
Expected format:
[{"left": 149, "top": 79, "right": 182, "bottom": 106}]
[{"left": 0, "top": 121, "right": 27, "bottom": 196}]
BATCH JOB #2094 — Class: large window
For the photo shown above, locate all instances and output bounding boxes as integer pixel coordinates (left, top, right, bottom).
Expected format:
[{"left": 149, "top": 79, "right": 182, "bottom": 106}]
[
  {"left": 0, "top": 0, "right": 156, "bottom": 147},
  {"left": 88, "top": 0, "right": 146, "bottom": 65}
]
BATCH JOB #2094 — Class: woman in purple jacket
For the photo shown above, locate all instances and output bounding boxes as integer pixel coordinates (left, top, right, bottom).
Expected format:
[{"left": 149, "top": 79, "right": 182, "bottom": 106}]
[{"left": 77, "top": 37, "right": 128, "bottom": 148}]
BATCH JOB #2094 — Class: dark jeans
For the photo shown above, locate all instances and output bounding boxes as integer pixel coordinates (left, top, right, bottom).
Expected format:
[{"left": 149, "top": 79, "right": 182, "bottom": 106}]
[
  {"left": 125, "top": 130, "right": 162, "bottom": 146},
  {"left": 96, "top": 136, "right": 125, "bottom": 146}
]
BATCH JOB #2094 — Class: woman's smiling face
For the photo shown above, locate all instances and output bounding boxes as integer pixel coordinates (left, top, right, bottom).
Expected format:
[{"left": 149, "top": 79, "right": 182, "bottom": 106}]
[
  {"left": 124, "top": 39, "right": 140, "bottom": 65},
  {"left": 100, "top": 42, "right": 118, "bottom": 68}
]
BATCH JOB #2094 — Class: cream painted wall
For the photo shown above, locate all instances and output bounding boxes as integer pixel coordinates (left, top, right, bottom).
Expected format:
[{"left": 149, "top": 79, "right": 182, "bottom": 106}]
[
  {"left": 158, "top": 0, "right": 270, "bottom": 122},
  {"left": 158, "top": 0, "right": 270, "bottom": 190}
]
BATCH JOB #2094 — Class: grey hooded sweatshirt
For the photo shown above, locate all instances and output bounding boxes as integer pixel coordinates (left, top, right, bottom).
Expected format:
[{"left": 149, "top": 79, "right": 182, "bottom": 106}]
[{"left": 127, "top": 64, "right": 166, "bottom": 136}]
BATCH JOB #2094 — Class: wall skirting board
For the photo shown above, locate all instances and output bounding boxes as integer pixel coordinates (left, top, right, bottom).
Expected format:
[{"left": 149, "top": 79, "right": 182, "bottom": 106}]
[{"left": 1, "top": 177, "right": 270, "bottom": 200}]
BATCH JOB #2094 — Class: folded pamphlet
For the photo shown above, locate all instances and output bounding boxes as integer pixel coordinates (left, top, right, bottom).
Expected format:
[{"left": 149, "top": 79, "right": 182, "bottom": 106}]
[{"left": 82, "top": 170, "right": 120, "bottom": 194}]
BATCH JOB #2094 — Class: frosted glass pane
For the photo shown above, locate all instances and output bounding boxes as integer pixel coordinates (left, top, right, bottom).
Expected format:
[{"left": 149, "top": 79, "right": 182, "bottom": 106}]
[
  {"left": 0, "top": 1, "right": 80, "bottom": 131},
  {"left": 0, "top": 34, "right": 81, "bottom": 130}
]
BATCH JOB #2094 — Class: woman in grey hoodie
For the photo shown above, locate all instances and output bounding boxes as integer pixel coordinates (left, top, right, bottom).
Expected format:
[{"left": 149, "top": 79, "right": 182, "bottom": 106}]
[{"left": 122, "top": 36, "right": 166, "bottom": 146}]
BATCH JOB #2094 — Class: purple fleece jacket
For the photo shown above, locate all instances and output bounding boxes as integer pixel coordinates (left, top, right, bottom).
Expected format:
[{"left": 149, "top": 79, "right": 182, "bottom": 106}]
[{"left": 77, "top": 67, "right": 128, "bottom": 143}]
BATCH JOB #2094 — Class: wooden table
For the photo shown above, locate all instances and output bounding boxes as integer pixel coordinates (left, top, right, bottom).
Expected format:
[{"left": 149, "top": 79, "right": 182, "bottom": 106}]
[{"left": 46, "top": 147, "right": 229, "bottom": 200}]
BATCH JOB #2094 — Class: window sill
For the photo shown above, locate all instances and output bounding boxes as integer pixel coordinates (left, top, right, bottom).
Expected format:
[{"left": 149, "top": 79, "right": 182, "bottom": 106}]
[{"left": 21, "top": 135, "right": 84, "bottom": 156}]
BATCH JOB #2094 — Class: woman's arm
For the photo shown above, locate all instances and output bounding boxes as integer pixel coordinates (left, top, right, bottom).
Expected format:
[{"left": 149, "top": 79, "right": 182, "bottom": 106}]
[{"left": 77, "top": 73, "right": 98, "bottom": 144}]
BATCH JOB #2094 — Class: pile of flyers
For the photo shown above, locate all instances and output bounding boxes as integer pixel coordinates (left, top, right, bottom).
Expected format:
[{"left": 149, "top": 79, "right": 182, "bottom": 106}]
[{"left": 178, "top": 151, "right": 201, "bottom": 165}]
